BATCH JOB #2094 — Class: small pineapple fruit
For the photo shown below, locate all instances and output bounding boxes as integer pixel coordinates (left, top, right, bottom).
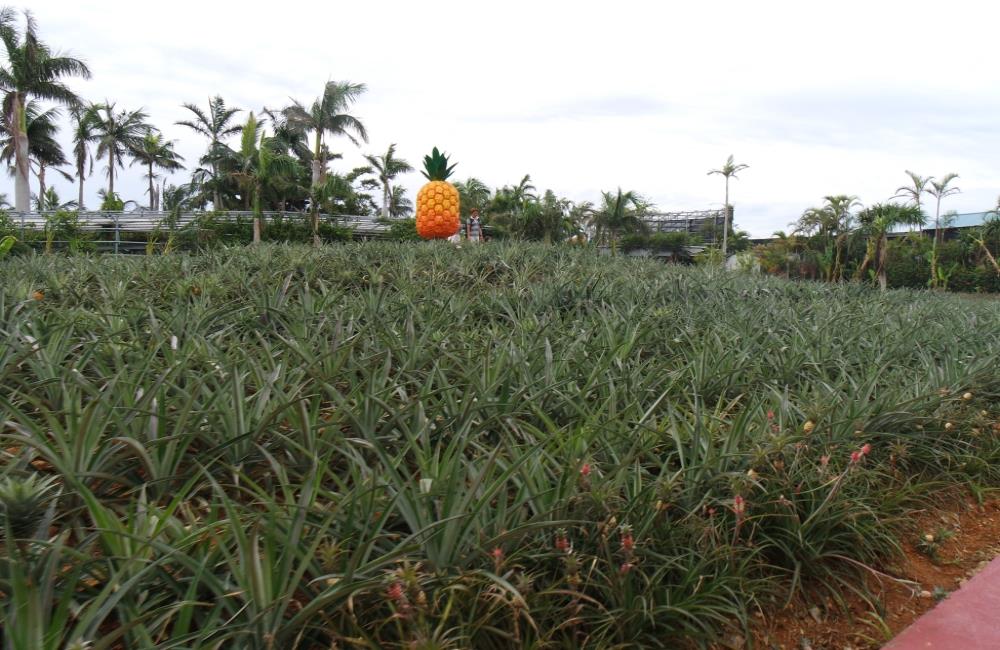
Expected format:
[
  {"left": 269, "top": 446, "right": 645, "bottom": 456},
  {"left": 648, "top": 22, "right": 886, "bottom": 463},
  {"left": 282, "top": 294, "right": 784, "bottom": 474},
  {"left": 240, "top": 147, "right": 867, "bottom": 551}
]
[
  {"left": 0, "top": 473, "right": 59, "bottom": 539},
  {"left": 416, "top": 147, "right": 460, "bottom": 239}
]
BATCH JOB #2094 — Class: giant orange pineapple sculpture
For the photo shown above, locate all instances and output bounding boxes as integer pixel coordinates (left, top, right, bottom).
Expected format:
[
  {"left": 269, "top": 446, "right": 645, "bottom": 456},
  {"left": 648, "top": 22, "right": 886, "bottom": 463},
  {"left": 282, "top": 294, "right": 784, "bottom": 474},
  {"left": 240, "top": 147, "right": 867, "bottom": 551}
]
[{"left": 415, "top": 147, "right": 460, "bottom": 239}]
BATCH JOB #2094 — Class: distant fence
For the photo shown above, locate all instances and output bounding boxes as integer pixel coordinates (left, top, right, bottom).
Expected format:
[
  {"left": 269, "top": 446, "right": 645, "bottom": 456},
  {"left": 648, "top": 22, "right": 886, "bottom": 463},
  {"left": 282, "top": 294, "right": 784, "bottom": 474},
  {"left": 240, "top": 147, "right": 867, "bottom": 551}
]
[{"left": 5, "top": 210, "right": 393, "bottom": 253}]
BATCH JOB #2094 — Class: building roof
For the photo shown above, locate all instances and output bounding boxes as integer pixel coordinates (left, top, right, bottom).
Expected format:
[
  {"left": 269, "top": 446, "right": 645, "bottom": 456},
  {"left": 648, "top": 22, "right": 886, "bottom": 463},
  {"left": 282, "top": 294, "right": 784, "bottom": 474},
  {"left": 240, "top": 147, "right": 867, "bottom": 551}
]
[{"left": 893, "top": 211, "right": 995, "bottom": 233}]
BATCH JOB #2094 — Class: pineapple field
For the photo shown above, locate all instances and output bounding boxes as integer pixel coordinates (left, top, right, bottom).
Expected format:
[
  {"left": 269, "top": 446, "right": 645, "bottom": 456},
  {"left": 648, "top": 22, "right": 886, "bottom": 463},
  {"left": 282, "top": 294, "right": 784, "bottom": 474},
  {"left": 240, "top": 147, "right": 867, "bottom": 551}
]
[{"left": 1, "top": 243, "right": 999, "bottom": 649}]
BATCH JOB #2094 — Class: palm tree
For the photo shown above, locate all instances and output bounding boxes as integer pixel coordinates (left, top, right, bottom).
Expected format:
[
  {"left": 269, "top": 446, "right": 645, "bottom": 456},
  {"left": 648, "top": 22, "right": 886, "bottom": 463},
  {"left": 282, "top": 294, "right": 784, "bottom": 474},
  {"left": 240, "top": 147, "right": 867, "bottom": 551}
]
[
  {"left": 364, "top": 144, "right": 413, "bottom": 219},
  {"left": 35, "top": 186, "right": 76, "bottom": 211},
  {"left": 893, "top": 170, "right": 932, "bottom": 231},
  {"left": 176, "top": 96, "right": 242, "bottom": 210},
  {"left": 389, "top": 185, "right": 413, "bottom": 218},
  {"left": 0, "top": 9, "right": 91, "bottom": 212},
  {"left": 261, "top": 106, "right": 311, "bottom": 162},
  {"left": 927, "top": 173, "right": 960, "bottom": 287},
  {"left": 454, "top": 177, "right": 491, "bottom": 217},
  {"left": 855, "top": 203, "right": 922, "bottom": 290},
  {"left": 69, "top": 102, "right": 97, "bottom": 209},
  {"left": 130, "top": 130, "right": 184, "bottom": 210},
  {"left": 229, "top": 112, "right": 299, "bottom": 244},
  {"left": 283, "top": 81, "right": 368, "bottom": 189},
  {"left": 708, "top": 155, "right": 749, "bottom": 260},
  {"left": 1, "top": 100, "right": 70, "bottom": 207},
  {"left": 588, "top": 188, "right": 650, "bottom": 254},
  {"left": 526, "top": 189, "right": 574, "bottom": 244},
  {"left": 91, "top": 102, "right": 150, "bottom": 198},
  {"left": 794, "top": 195, "right": 860, "bottom": 281}
]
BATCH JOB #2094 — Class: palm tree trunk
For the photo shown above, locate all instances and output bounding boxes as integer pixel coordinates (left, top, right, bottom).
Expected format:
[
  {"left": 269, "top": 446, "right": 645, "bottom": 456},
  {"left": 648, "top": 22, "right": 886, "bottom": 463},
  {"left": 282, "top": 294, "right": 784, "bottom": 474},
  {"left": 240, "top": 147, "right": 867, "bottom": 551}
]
[
  {"left": 977, "top": 238, "right": 1000, "bottom": 274},
  {"left": 877, "top": 234, "right": 888, "bottom": 291},
  {"left": 382, "top": 182, "right": 390, "bottom": 219},
  {"left": 211, "top": 158, "right": 222, "bottom": 210},
  {"left": 311, "top": 193, "right": 321, "bottom": 247},
  {"left": 12, "top": 96, "right": 31, "bottom": 213},
  {"left": 108, "top": 161, "right": 115, "bottom": 198},
  {"left": 311, "top": 132, "right": 323, "bottom": 188},
  {"left": 721, "top": 180, "right": 730, "bottom": 261},
  {"left": 149, "top": 162, "right": 155, "bottom": 210},
  {"left": 37, "top": 164, "right": 47, "bottom": 211},
  {"left": 253, "top": 187, "right": 262, "bottom": 245},
  {"left": 855, "top": 240, "right": 875, "bottom": 281},
  {"left": 78, "top": 172, "right": 85, "bottom": 211},
  {"left": 930, "top": 199, "right": 941, "bottom": 288}
]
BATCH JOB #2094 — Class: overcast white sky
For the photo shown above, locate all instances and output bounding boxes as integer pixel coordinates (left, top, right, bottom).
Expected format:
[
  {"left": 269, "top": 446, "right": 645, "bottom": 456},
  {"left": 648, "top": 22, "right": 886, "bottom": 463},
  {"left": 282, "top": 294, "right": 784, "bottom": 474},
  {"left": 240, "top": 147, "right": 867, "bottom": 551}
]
[{"left": 14, "top": 0, "right": 1000, "bottom": 236}]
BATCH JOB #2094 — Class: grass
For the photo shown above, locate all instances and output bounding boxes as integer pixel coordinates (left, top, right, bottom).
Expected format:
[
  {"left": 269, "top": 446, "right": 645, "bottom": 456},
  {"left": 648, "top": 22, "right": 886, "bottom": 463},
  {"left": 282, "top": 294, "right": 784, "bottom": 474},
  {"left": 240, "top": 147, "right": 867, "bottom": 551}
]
[{"left": 1, "top": 242, "right": 998, "bottom": 649}]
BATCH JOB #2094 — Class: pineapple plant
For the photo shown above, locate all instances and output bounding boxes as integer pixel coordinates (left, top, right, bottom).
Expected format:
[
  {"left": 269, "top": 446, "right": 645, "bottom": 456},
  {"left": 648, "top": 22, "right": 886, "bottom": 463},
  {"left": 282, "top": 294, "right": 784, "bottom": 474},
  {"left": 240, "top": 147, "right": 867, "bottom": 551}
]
[{"left": 416, "top": 147, "right": 460, "bottom": 239}]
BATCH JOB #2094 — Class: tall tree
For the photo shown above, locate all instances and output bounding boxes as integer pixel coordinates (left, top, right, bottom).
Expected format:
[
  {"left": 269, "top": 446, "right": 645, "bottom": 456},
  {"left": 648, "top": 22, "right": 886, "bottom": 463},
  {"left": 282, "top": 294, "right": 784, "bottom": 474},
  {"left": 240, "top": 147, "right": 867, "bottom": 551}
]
[
  {"left": 454, "top": 177, "right": 491, "bottom": 217},
  {"left": 284, "top": 81, "right": 368, "bottom": 189},
  {"left": 793, "top": 195, "right": 860, "bottom": 281},
  {"left": 229, "top": 112, "right": 299, "bottom": 244},
  {"left": 927, "top": 173, "right": 960, "bottom": 288},
  {"left": 854, "top": 203, "right": 922, "bottom": 290},
  {"left": 1, "top": 99, "right": 69, "bottom": 208},
  {"left": 588, "top": 188, "right": 650, "bottom": 254},
  {"left": 130, "top": 130, "right": 184, "bottom": 210},
  {"left": 261, "top": 106, "right": 311, "bottom": 162},
  {"left": 389, "top": 185, "right": 413, "bottom": 218},
  {"left": 0, "top": 9, "right": 91, "bottom": 212},
  {"left": 69, "top": 102, "right": 97, "bottom": 209},
  {"left": 894, "top": 170, "right": 933, "bottom": 231},
  {"left": 364, "top": 143, "right": 413, "bottom": 219},
  {"left": 91, "top": 102, "right": 150, "bottom": 198},
  {"left": 708, "top": 155, "right": 749, "bottom": 260},
  {"left": 176, "top": 96, "right": 242, "bottom": 210}
]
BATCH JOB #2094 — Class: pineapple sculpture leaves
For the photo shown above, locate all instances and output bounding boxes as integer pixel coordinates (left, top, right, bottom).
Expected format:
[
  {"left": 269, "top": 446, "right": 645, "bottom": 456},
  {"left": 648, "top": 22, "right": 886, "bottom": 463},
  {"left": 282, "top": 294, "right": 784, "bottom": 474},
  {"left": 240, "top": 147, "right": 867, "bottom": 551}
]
[{"left": 416, "top": 147, "right": 461, "bottom": 239}]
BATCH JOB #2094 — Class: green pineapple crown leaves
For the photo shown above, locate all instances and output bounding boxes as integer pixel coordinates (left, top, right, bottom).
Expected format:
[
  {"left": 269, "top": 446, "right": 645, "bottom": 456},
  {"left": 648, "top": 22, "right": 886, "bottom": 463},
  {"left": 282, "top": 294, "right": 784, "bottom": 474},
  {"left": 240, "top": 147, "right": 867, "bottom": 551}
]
[
  {"left": 0, "top": 473, "right": 59, "bottom": 539},
  {"left": 421, "top": 147, "right": 457, "bottom": 182}
]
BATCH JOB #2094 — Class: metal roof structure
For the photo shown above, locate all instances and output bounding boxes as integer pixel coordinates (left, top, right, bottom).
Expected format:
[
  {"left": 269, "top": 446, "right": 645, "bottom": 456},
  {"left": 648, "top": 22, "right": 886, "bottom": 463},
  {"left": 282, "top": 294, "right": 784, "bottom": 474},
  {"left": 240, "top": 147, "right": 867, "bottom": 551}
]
[{"left": 641, "top": 208, "right": 729, "bottom": 241}]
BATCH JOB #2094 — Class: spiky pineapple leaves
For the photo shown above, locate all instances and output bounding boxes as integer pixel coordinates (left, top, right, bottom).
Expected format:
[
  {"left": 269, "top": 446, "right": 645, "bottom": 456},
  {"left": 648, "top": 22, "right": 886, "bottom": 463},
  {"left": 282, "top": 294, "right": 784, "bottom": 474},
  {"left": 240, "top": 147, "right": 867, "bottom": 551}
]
[{"left": 421, "top": 147, "right": 457, "bottom": 181}]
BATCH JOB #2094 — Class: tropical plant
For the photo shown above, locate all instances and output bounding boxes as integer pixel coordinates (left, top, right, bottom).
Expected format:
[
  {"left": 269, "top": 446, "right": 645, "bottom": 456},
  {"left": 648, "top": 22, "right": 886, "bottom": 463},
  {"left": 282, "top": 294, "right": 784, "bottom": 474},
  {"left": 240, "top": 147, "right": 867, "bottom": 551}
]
[
  {"left": 228, "top": 112, "right": 299, "bottom": 243},
  {"left": 588, "top": 187, "right": 650, "bottom": 253},
  {"left": 69, "top": 102, "right": 97, "bottom": 209},
  {"left": 129, "top": 129, "right": 184, "bottom": 210},
  {"left": 90, "top": 102, "right": 150, "bottom": 197},
  {"left": 364, "top": 143, "right": 413, "bottom": 219},
  {"left": 708, "top": 154, "right": 749, "bottom": 260},
  {"left": 854, "top": 203, "right": 923, "bottom": 290},
  {"left": 283, "top": 80, "right": 368, "bottom": 189},
  {"left": 0, "top": 8, "right": 91, "bottom": 212},
  {"left": 520, "top": 189, "right": 578, "bottom": 244},
  {"left": 975, "top": 201, "right": 1000, "bottom": 275},
  {"left": 1, "top": 244, "right": 999, "bottom": 646},
  {"left": 34, "top": 186, "right": 76, "bottom": 211},
  {"left": 389, "top": 184, "right": 413, "bottom": 218},
  {"left": 415, "top": 147, "right": 460, "bottom": 239},
  {"left": 927, "top": 173, "right": 961, "bottom": 287},
  {"left": 454, "top": 177, "right": 491, "bottom": 218},
  {"left": 1, "top": 99, "right": 70, "bottom": 206},
  {"left": 176, "top": 96, "right": 242, "bottom": 210},
  {"left": 0, "top": 233, "right": 13, "bottom": 257},
  {"left": 793, "top": 195, "right": 861, "bottom": 281},
  {"left": 893, "top": 170, "right": 933, "bottom": 231}
]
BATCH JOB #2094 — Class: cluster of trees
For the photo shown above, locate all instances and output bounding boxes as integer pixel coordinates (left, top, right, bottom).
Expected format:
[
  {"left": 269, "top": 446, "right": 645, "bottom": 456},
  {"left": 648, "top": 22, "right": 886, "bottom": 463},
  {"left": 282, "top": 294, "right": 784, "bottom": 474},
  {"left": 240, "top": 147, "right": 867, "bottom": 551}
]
[
  {"left": 0, "top": 8, "right": 755, "bottom": 252},
  {"left": 0, "top": 10, "right": 413, "bottom": 235},
  {"left": 755, "top": 172, "right": 1000, "bottom": 292}
]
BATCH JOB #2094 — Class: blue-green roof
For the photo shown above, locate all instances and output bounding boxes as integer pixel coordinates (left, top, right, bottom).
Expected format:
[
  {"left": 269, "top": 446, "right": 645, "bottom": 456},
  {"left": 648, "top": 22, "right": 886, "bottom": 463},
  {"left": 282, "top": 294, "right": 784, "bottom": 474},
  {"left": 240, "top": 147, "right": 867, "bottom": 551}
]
[{"left": 892, "top": 211, "right": 995, "bottom": 233}]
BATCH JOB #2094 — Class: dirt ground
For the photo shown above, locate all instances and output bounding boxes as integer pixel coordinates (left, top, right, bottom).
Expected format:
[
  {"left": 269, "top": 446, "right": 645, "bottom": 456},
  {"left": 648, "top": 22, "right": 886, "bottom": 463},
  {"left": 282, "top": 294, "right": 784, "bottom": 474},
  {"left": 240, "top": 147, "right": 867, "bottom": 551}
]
[{"left": 746, "top": 496, "right": 1000, "bottom": 649}]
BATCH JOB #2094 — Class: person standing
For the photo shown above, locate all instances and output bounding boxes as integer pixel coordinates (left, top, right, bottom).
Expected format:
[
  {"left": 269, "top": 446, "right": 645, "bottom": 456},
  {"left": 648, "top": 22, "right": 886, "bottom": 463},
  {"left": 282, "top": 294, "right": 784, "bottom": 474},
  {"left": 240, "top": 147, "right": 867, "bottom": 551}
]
[{"left": 467, "top": 209, "right": 483, "bottom": 243}]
